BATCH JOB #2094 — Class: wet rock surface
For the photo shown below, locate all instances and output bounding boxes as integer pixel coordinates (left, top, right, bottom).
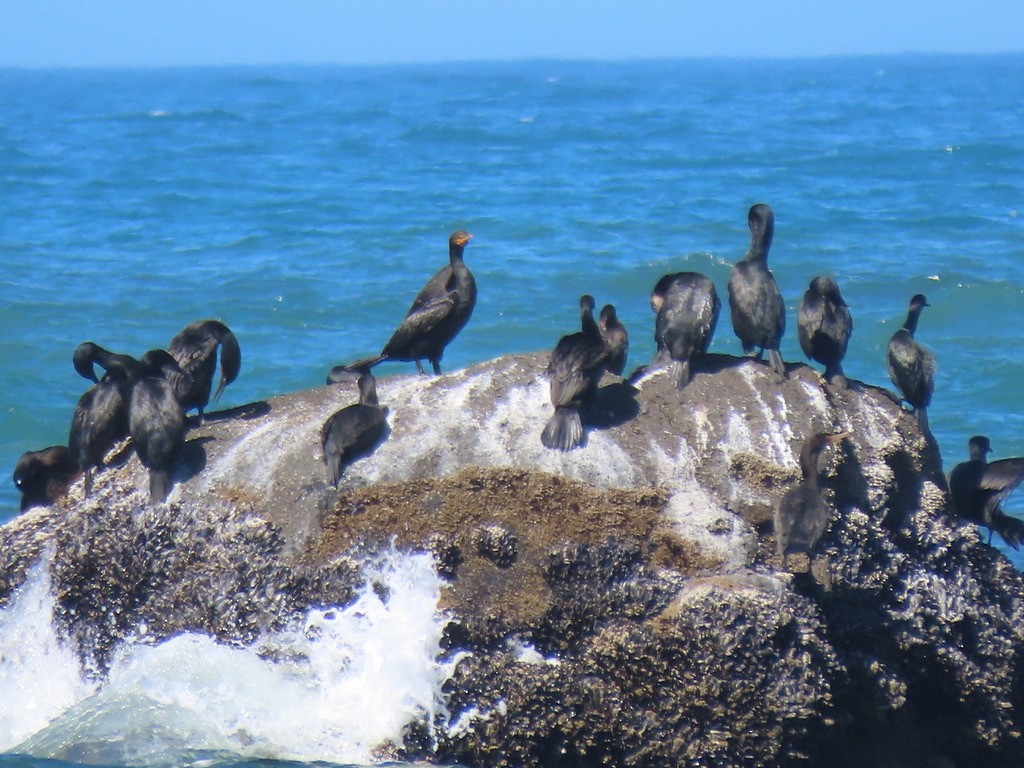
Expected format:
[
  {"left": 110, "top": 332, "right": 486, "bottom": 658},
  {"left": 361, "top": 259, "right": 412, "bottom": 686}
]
[{"left": 2, "top": 352, "right": 1023, "bottom": 766}]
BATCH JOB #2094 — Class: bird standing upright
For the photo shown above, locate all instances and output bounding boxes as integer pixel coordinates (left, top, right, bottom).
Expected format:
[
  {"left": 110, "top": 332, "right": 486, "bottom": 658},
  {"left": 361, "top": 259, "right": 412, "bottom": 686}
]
[
  {"left": 728, "top": 204, "right": 786, "bottom": 379},
  {"left": 541, "top": 295, "right": 610, "bottom": 452},
  {"left": 333, "top": 230, "right": 476, "bottom": 379},
  {"left": 776, "top": 432, "right": 849, "bottom": 564},
  {"left": 797, "top": 276, "right": 853, "bottom": 386},
  {"left": 886, "top": 294, "right": 935, "bottom": 431}
]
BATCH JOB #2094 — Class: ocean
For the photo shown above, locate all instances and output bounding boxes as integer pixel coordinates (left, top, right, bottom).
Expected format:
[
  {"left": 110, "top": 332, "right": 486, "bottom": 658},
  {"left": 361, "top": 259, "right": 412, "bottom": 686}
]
[{"left": 0, "top": 54, "right": 1022, "bottom": 765}]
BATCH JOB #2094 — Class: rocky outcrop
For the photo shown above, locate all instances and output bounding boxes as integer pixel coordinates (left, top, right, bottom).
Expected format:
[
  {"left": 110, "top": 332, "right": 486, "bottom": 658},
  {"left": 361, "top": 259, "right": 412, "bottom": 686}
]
[{"left": 2, "top": 352, "right": 1023, "bottom": 767}]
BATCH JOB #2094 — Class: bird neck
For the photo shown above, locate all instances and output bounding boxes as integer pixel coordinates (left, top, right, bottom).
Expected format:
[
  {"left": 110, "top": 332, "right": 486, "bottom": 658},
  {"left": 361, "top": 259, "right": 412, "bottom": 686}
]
[
  {"left": 449, "top": 242, "right": 466, "bottom": 266},
  {"left": 903, "top": 307, "right": 922, "bottom": 335},
  {"left": 800, "top": 448, "right": 823, "bottom": 487},
  {"left": 581, "top": 307, "right": 601, "bottom": 338},
  {"left": 747, "top": 222, "right": 774, "bottom": 262}
]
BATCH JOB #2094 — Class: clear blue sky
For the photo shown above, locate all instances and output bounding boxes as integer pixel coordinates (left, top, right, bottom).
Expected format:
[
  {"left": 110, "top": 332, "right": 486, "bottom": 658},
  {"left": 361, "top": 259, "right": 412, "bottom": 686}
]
[{"left": 1, "top": 0, "right": 1022, "bottom": 67}]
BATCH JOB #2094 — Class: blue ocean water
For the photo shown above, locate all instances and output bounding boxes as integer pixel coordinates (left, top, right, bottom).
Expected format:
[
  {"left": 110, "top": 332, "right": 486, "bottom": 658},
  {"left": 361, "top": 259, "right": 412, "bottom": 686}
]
[{"left": 0, "top": 55, "right": 1023, "bottom": 765}]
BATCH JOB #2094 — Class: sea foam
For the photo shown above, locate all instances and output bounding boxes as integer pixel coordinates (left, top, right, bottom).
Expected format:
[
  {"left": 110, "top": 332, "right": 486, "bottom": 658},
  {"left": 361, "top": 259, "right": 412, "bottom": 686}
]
[{"left": 1, "top": 550, "right": 455, "bottom": 767}]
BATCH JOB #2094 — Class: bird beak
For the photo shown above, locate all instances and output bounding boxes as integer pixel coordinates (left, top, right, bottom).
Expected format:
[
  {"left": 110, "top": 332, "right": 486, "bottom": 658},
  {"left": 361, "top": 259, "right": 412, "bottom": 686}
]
[{"left": 827, "top": 432, "right": 851, "bottom": 444}]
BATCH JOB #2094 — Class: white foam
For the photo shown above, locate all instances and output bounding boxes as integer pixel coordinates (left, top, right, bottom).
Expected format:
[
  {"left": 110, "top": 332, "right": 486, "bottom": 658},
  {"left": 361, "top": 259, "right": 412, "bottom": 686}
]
[
  {"left": 0, "top": 555, "right": 96, "bottom": 751},
  {"left": 4, "top": 550, "right": 457, "bottom": 767}
]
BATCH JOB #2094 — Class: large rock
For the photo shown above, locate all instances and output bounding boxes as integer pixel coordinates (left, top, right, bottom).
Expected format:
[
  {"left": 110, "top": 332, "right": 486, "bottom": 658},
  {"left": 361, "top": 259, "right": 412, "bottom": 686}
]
[{"left": 2, "top": 352, "right": 1023, "bottom": 767}]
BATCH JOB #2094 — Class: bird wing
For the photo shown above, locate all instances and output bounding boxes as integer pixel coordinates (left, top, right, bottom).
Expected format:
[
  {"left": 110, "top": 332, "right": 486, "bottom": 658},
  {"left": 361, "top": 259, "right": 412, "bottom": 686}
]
[
  {"left": 407, "top": 266, "right": 454, "bottom": 315},
  {"left": 979, "top": 458, "right": 1024, "bottom": 514},
  {"left": 384, "top": 294, "right": 456, "bottom": 351}
]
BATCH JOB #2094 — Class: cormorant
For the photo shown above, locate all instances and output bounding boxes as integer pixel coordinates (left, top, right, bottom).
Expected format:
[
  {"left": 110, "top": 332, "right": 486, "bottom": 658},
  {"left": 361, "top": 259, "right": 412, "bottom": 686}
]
[
  {"left": 168, "top": 319, "right": 241, "bottom": 419},
  {"left": 728, "top": 204, "right": 786, "bottom": 379},
  {"left": 13, "top": 446, "right": 79, "bottom": 512},
  {"left": 334, "top": 230, "right": 476, "bottom": 378},
  {"left": 598, "top": 304, "right": 629, "bottom": 377},
  {"left": 68, "top": 367, "right": 133, "bottom": 495},
  {"left": 797, "top": 276, "right": 853, "bottom": 386},
  {"left": 73, "top": 342, "right": 142, "bottom": 384},
  {"left": 321, "top": 372, "right": 390, "bottom": 487},
  {"left": 776, "top": 432, "right": 849, "bottom": 562},
  {"left": 541, "top": 295, "right": 610, "bottom": 452},
  {"left": 129, "top": 350, "right": 188, "bottom": 503},
  {"left": 886, "top": 294, "right": 935, "bottom": 431},
  {"left": 650, "top": 271, "right": 721, "bottom": 389},
  {"left": 948, "top": 436, "right": 1024, "bottom": 549}
]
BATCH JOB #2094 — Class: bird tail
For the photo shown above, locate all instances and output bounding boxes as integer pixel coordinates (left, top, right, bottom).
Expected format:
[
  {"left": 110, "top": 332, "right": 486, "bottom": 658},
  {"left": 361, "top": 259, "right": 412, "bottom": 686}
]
[
  {"left": 149, "top": 470, "right": 172, "bottom": 503},
  {"left": 673, "top": 359, "right": 691, "bottom": 390},
  {"left": 541, "top": 407, "right": 584, "bottom": 451},
  {"left": 994, "top": 514, "right": 1024, "bottom": 550},
  {"left": 325, "top": 453, "right": 343, "bottom": 487},
  {"left": 768, "top": 348, "right": 786, "bottom": 379},
  {"left": 916, "top": 407, "right": 930, "bottom": 433},
  {"left": 83, "top": 467, "right": 94, "bottom": 497}
]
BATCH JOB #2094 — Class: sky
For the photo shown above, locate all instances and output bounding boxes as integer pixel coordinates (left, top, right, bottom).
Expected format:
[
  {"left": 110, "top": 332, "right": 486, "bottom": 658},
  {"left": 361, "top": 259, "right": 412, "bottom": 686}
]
[{"left": 1, "top": 0, "right": 1022, "bottom": 68}]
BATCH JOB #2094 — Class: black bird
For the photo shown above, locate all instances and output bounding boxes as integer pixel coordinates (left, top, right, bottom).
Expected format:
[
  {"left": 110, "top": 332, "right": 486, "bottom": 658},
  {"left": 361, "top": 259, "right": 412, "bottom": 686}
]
[
  {"left": 776, "top": 432, "right": 849, "bottom": 562},
  {"left": 886, "top": 294, "right": 935, "bottom": 431},
  {"left": 168, "top": 320, "right": 241, "bottom": 420},
  {"left": 797, "top": 276, "right": 853, "bottom": 386},
  {"left": 129, "top": 350, "right": 188, "bottom": 503},
  {"left": 321, "top": 372, "right": 390, "bottom": 487},
  {"left": 650, "top": 271, "right": 721, "bottom": 389},
  {"left": 73, "top": 342, "right": 142, "bottom": 384},
  {"left": 335, "top": 230, "right": 476, "bottom": 378},
  {"left": 68, "top": 368, "right": 133, "bottom": 495},
  {"left": 728, "top": 203, "right": 786, "bottom": 379},
  {"left": 948, "top": 436, "right": 1024, "bottom": 549},
  {"left": 541, "top": 295, "right": 610, "bottom": 452},
  {"left": 598, "top": 304, "right": 629, "bottom": 377},
  {"left": 13, "top": 446, "right": 79, "bottom": 512}
]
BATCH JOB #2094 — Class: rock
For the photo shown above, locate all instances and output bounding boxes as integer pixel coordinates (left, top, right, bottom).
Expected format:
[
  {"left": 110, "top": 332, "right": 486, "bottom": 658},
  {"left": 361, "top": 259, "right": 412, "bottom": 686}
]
[{"left": 2, "top": 351, "right": 1023, "bottom": 766}]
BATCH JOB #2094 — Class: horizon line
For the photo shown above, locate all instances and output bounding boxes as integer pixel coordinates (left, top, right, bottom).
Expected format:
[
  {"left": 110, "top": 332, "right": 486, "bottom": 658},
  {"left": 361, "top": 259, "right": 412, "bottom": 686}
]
[{"left": 1, "top": 49, "right": 1022, "bottom": 73}]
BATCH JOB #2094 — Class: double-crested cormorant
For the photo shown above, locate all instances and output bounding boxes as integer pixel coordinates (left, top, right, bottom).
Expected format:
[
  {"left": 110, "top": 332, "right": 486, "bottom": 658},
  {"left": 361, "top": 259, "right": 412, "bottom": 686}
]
[
  {"left": 776, "top": 432, "right": 849, "bottom": 562},
  {"left": 168, "top": 319, "right": 241, "bottom": 419},
  {"left": 68, "top": 367, "right": 133, "bottom": 495},
  {"left": 650, "top": 271, "right": 721, "bottom": 389},
  {"left": 321, "top": 372, "right": 390, "bottom": 487},
  {"left": 73, "top": 342, "right": 142, "bottom": 384},
  {"left": 886, "top": 294, "right": 935, "bottom": 431},
  {"left": 728, "top": 204, "right": 786, "bottom": 379},
  {"left": 797, "top": 276, "right": 853, "bottom": 386},
  {"left": 949, "top": 436, "right": 1024, "bottom": 549},
  {"left": 13, "top": 446, "right": 79, "bottom": 512},
  {"left": 334, "top": 230, "right": 476, "bottom": 379},
  {"left": 541, "top": 295, "right": 610, "bottom": 452},
  {"left": 129, "top": 350, "right": 188, "bottom": 503},
  {"left": 598, "top": 304, "right": 628, "bottom": 377}
]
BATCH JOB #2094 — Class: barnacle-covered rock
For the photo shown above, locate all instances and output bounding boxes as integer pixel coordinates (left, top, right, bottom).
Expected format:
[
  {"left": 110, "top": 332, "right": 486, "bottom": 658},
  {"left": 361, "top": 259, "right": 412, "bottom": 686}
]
[{"left": 2, "top": 352, "right": 1023, "bottom": 766}]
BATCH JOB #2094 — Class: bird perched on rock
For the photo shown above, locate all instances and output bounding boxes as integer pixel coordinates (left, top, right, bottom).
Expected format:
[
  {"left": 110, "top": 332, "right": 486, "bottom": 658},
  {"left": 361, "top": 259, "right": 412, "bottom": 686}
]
[
  {"left": 650, "top": 271, "right": 720, "bottom": 389},
  {"left": 13, "top": 446, "right": 79, "bottom": 512},
  {"left": 776, "top": 432, "right": 849, "bottom": 563},
  {"left": 728, "top": 204, "right": 786, "bottom": 379},
  {"left": 541, "top": 295, "right": 610, "bottom": 452},
  {"left": 797, "top": 276, "right": 853, "bottom": 386},
  {"left": 69, "top": 366, "right": 134, "bottom": 495},
  {"left": 334, "top": 230, "right": 476, "bottom": 379},
  {"left": 129, "top": 350, "right": 188, "bottom": 503},
  {"left": 948, "top": 435, "right": 1024, "bottom": 549},
  {"left": 321, "top": 372, "right": 390, "bottom": 487},
  {"left": 168, "top": 319, "right": 241, "bottom": 420},
  {"left": 598, "top": 304, "right": 628, "bottom": 377},
  {"left": 886, "top": 294, "right": 935, "bottom": 431}
]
